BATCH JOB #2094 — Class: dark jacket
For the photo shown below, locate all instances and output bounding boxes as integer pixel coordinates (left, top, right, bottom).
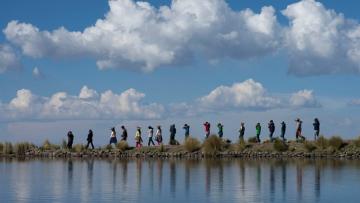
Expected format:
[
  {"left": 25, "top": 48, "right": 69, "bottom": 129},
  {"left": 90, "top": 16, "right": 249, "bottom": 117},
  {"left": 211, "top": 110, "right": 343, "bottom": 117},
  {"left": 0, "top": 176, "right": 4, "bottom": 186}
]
[
  {"left": 313, "top": 120, "right": 320, "bottom": 131},
  {"left": 87, "top": 131, "right": 93, "bottom": 141}
]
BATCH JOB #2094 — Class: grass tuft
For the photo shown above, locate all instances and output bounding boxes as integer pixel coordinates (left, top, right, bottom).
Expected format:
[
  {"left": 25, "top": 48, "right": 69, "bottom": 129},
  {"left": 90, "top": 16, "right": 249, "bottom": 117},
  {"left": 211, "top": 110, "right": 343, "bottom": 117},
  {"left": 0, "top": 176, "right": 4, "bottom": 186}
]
[
  {"left": 304, "top": 141, "right": 317, "bottom": 152},
  {"left": 248, "top": 136, "right": 258, "bottom": 143},
  {"left": 316, "top": 136, "right": 329, "bottom": 149},
  {"left": 116, "top": 141, "right": 129, "bottom": 152},
  {"left": 328, "top": 136, "right": 344, "bottom": 150},
  {"left": 184, "top": 137, "right": 201, "bottom": 152},
  {"left": 273, "top": 139, "right": 288, "bottom": 152},
  {"left": 202, "top": 135, "right": 223, "bottom": 155}
]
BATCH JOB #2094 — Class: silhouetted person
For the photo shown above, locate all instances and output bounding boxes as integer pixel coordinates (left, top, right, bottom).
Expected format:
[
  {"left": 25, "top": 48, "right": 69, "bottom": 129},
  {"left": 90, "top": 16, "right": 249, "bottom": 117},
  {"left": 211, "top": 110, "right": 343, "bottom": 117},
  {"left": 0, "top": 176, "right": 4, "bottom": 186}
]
[
  {"left": 295, "top": 118, "right": 305, "bottom": 141},
  {"left": 86, "top": 129, "right": 94, "bottom": 149},
  {"left": 135, "top": 127, "right": 143, "bottom": 148},
  {"left": 239, "top": 122, "right": 245, "bottom": 140},
  {"left": 109, "top": 127, "right": 117, "bottom": 145},
  {"left": 280, "top": 121, "right": 286, "bottom": 141},
  {"left": 256, "top": 123, "right": 261, "bottom": 143},
  {"left": 121, "top": 125, "right": 128, "bottom": 141},
  {"left": 217, "top": 123, "right": 224, "bottom": 138},
  {"left": 169, "top": 124, "right": 178, "bottom": 145},
  {"left": 268, "top": 120, "right": 275, "bottom": 142},
  {"left": 183, "top": 124, "right": 190, "bottom": 139},
  {"left": 313, "top": 118, "right": 320, "bottom": 140},
  {"left": 203, "top": 122, "right": 211, "bottom": 138},
  {"left": 67, "top": 131, "right": 74, "bottom": 149},
  {"left": 148, "top": 126, "right": 155, "bottom": 146},
  {"left": 155, "top": 126, "right": 163, "bottom": 145}
]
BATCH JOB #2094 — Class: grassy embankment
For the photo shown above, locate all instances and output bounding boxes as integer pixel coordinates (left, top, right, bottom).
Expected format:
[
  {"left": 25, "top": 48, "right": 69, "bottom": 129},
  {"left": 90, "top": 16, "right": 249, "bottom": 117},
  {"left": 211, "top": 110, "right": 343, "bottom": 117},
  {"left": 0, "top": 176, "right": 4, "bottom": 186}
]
[{"left": 1, "top": 135, "right": 360, "bottom": 158}]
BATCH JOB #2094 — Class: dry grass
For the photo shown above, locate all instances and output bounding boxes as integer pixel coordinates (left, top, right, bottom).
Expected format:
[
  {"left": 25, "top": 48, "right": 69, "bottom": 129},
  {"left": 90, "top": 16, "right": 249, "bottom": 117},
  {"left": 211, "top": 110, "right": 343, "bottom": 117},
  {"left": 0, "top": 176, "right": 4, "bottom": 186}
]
[
  {"left": 202, "top": 135, "right": 223, "bottom": 155},
  {"left": 304, "top": 141, "right": 317, "bottom": 152},
  {"left": 273, "top": 139, "right": 288, "bottom": 152},
  {"left": 184, "top": 137, "right": 201, "bottom": 152},
  {"left": 316, "top": 136, "right": 329, "bottom": 149},
  {"left": 328, "top": 136, "right": 344, "bottom": 150},
  {"left": 116, "top": 141, "right": 129, "bottom": 152}
]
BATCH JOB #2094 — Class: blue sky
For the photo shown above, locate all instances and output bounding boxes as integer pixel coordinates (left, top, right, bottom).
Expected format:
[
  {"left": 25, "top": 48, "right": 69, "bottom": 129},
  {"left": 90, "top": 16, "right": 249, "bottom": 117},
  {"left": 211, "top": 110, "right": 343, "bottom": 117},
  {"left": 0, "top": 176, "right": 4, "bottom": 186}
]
[{"left": 1, "top": 0, "right": 360, "bottom": 145}]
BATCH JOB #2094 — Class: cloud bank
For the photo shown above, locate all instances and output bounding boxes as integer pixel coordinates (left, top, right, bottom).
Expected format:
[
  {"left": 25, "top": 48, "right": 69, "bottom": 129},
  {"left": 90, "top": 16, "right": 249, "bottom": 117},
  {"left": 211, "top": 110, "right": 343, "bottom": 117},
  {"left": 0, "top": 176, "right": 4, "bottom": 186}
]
[{"left": 0, "top": 44, "right": 21, "bottom": 73}]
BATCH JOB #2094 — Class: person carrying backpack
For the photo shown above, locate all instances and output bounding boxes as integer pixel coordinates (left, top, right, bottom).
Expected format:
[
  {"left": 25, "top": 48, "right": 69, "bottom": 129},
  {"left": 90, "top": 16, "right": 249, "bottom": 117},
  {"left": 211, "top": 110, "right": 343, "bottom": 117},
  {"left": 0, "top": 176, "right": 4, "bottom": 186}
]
[
  {"left": 313, "top": 118, "right": 320, "bottom": 140},
  {"left": 155, "top": 125, "right": 163, "bottom": 145},
  {"left": 169, "top": 124, "right": 178, "bottom": 145},
  {"left": 217, "top": 123, "right": 224, "bottom": 138},
  {"left": 121, "top": 126, "right": 128, "bottom": 141}
]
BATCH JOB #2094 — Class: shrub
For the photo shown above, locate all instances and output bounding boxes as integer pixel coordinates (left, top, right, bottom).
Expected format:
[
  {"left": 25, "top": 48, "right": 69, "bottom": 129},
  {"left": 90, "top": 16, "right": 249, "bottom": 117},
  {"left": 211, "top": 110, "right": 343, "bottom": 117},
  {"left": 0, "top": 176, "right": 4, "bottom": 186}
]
[
  {"left": 105, "top": 144, "right": 113, "bottom": 151},
  {"left": 304, "top": 141, "right": 317, "bottom": 152},
  {"left": 42, "top": 139, "right": 60, "bottom": 151},
  {"left": 74, "top": 144, "right": 86, "bottom": 153},
  {"left": 184, "top": 137, "right": 201, "bottom": 152},
  {"left": 61, "top": 139, "right": 67, "bottom": 149},
  {"left": 3, "top": 142, "right": 13, "bottom": 154},
  {"left": 316, "top": 136, "right": 329, "bottom": 149},
  {"left": 116, "top": 141, "right": 129, "bottom": 152},
  {"left": 273, "top": 139, "right": 288, "bottom": 152},
  {"left": 158, "top": 144, "right": 166, "bottom": 152},
  {"left": 248, "top": 136, "right": 258, "bottom": 143},
  {"left": 328, "top": 136, "right": 344, "bottom": 150},
  {"left": 14, "top": 142, "right": 33, "bottom": 156},
  {"left": 353, "top": 136, "right": 360, "bottom": 147},
  {"left": 202, "top": 135, "right": 223, "bottom": 155}
]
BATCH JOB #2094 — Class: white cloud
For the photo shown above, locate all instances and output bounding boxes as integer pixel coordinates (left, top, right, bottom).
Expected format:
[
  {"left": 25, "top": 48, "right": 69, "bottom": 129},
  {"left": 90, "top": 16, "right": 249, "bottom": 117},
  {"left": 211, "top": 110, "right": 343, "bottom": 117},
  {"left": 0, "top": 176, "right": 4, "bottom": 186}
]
[
  {"left": 0, "top": 44, "right": 21, "bottom": 73},
  {"left": 0, "top": 86, "right": 164, "bottom": 121},
  {"left": 289, "top": 89, "right": 321, "bottom": 108},
  {"left": 348, "top": 99, "right": 360, "bottom": 106},
  {"left": 32, "top": 66, "right": 44, "bottom": 78},
  {"left": 282, "top": 0, "right": 360, "bottom": 76},
  {"left": 3, "top": 0, "right": 279, "bottom": 72},
  {"left": 198, "top": 79, "right": 281, "bottom": 111}
]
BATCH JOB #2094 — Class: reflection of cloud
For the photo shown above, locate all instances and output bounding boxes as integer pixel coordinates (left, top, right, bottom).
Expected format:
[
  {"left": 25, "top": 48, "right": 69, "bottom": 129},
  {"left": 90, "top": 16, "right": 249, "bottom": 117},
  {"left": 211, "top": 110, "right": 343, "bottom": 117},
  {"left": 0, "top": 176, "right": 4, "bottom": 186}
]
[{"left": 12, "top": 163, "right": 31, "bottom": 203}]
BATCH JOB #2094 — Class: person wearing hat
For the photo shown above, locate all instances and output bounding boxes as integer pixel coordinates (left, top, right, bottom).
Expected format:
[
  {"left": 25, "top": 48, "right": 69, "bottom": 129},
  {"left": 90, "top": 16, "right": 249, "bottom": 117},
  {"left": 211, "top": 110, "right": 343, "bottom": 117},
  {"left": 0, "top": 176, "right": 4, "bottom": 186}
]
[
  {"left": 135, "top": 127, "right": 143, "bottom": 148},
  {"left": 155, "top": 125, "right": 163, "bottom": 145},
  {"left": 280, "top": 121, "right": 286, "bottom": 141},
  {"left": 295, "top": 118, "right": 305, "bottom": 141},
  {"left": 239, "top": 122, "right": 245, "bottom": 141},
  {"left": 217, "top": 123, "right": 224, "bottom": 138},
  {"left": 268, "top": 120, "right": 275, "bottom": 142},
  {"left": 256, "top": 123, "right": 261, "bottom": 143},
  {"left": 148, "top": 126, "right": 155, "bottom": 146},
  {"left": 183, "top": 124, "right": 190, "bottom": 139},
  {"left": 109, "top": 127, "right": 117, "bottom": 145}
]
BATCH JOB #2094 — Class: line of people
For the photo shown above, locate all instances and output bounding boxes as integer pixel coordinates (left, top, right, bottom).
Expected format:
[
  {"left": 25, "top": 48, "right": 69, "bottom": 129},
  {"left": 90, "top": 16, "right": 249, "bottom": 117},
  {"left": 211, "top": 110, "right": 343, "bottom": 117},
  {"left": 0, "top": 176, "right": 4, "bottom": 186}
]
[{"left": 65, "top": 118, "right": 321, "bottom": 149}]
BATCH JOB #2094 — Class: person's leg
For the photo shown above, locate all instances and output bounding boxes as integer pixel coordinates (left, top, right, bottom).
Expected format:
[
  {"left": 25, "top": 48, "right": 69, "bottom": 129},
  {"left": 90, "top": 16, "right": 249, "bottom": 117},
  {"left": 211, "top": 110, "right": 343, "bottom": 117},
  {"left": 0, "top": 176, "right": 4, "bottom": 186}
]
[
  {"left": 86, "top": 141, "right": 89, "bottom": 149},
  {"left": 91, "top": 141, "right": 94, "bottom": 149}
]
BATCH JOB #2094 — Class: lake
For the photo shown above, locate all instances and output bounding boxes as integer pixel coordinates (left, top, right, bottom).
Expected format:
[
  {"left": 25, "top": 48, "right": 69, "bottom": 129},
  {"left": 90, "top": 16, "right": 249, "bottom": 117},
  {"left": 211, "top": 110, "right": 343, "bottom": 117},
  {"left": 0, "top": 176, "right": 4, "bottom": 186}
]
[{"left": 0, "top": 158, "right": 360, "bottom": 203}]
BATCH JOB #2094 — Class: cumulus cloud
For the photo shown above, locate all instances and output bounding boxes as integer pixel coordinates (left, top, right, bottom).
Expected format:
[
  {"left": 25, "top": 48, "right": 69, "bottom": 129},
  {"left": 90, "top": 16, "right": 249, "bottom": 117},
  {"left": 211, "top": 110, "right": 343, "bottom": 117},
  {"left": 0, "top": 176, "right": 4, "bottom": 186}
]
[
  {"left": 0, "top": 44, "right": 21, "bottom": 73},
  {"left": 0, "top": 86, "right": 164, "bottom": 121},
  {"left": 198, "top": 79, "right": 281, "bottom": 111},
  {"left": 3, "top": 0, "right": 279, "bottom": 72},
  {"left": 282, "top": 0, "right": 360, "bottom": 76},
  {"left": 289, "top": 89, "right": 321, "bottom": 108}
]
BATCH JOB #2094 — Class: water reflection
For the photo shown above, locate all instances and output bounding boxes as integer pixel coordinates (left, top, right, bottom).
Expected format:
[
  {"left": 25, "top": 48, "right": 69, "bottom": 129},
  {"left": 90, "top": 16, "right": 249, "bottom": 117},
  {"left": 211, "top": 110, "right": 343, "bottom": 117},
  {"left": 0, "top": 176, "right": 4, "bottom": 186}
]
[{"left": 2, "top": 158, "right": 360, "bottom": 203}]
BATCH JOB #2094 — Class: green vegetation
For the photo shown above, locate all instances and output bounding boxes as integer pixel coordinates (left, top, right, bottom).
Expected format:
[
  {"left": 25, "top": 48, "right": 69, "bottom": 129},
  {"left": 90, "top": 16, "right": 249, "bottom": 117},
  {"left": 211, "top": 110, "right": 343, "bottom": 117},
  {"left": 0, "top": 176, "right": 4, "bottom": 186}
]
[
  {"left": 248, "top": 136, "right": 258, "bottom": 143},
  {"left": 3, "top": 142, "right": 13, "bottom": 154},
  {"left": 41, "top": 139, "right": 60, "bottom": 151},
  {"left": 14, "top": 142, "right": 34, "bottom": 156},
  {"left": 273, "top": 139, "right": 288, "bottom": 152},
  {"left": 202, "top": 135, "right": 223, "bottom": 155},
  {"left": 158, "top": 144, "right": 166, "bottom": 152}
]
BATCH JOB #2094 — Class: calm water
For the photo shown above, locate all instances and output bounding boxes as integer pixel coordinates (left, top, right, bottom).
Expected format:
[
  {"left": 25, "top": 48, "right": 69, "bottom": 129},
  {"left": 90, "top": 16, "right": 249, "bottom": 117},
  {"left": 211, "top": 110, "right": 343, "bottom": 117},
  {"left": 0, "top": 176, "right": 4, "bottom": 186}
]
[{"left": 1, "top": 158, "right": 360, "bottom": 203}]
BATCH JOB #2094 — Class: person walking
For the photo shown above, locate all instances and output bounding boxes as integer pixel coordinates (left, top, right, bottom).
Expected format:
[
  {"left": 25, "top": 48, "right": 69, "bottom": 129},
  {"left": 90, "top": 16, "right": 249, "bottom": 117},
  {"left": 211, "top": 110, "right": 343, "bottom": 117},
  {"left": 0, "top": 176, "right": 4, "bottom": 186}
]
[
  {"left": 239, "top": 122, "right": 245, "bottom": 141},
  {"left": 295, "top": 118, "right": 306, "bottom": 142},
  {"left": 217, "top": 123, "right": 224, "bottom": 138},
  {"left": 203, "top": 122, "right": 211, "bottom": 138},
  {"left": 109, "top": 127, "right": 117, "bottom": 145},
  {"left": 280, "top": 121, "right": 286, "bottom": 141},
  {"left": 313, "top": 118, "right": 320, "bottom": 140},
  {"left": 268, "top": 120, "right": 275, "bottom": 142},
  {"left": 256, "top": 123, "right": 261, "bottom": 143},
  {"left": 67, "top": 131, "right": 74, "bottom": 149},
  {"left": 183, "top": 124, "right": 190, "bottom": 139},
  {"left": 135, "top": 127, "right": 143, "bottom": 148},
  {"left": 86, "top": 129, "right": 94, "bottom": 149},
  {"left": 169, "top": 124, "right": 177, "bottom": 145},
  {"left": 155, "top": 125, "right": 163, "bottom": 145},
  {"left": 148, "top": 126, "right": 155, "bottom": 146},
  {"left": 121, "top": 125, "right": 128, "bottom": 141}
]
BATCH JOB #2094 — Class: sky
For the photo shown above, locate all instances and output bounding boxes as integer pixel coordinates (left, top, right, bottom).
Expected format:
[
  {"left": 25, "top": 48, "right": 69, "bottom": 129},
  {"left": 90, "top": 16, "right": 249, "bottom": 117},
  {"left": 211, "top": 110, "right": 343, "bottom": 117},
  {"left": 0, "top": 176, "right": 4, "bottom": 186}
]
[{"left": 1, "top": 0, "right": 360, "bottom": 145}]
